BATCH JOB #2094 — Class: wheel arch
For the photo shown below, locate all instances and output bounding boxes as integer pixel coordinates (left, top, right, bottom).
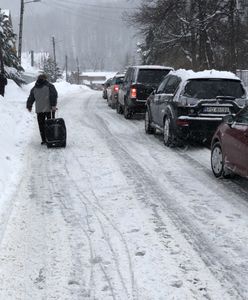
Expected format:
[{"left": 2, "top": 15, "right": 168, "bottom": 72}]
[
  {"left": 211, "top": 137, "right": 220, "bottom": 148},
  {"left": 163, "top": 105, "right": 175, "bottom": 124}
]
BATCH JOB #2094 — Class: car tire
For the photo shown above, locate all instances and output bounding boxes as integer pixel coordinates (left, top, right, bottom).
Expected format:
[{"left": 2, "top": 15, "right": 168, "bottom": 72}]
[
  {"left": 163, "top": 115, "right": 177, "bottom": 147},
  {"left": 116, "top": 100, "right": 123, "bottom": 114},
  {"left": 124, "top": 104, "right": 132, "bottom": 119},
  {"left": 211, "top": 142, "right": 232, "bottom": 178},
  {"left": 110, "top": 101, "right": 116, "bottom": 109},
  {"left": 145, "top": 110, "right": 154, "bottom": 134},
  {"left": 107, "top": 96, "right": 111, "bottom": 107}
]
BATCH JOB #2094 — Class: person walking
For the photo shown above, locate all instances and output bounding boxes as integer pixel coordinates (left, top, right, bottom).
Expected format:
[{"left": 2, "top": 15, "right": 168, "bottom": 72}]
[
  {"left": 0, "top": 73, "right": 7, "bottom": 97},
  {"left": 26, "top": 74, "right": 58, "bottom": 145}
]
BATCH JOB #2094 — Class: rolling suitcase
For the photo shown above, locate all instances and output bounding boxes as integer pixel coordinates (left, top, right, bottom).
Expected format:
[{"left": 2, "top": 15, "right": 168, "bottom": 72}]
[{"left": 45, "top": 113, "right": 67, "bottom": 148}]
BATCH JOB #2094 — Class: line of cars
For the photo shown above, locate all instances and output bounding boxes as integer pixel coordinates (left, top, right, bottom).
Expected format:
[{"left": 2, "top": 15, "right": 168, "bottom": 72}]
[{"left": 102, "top": 66, "right": 248, "bottom": 179}]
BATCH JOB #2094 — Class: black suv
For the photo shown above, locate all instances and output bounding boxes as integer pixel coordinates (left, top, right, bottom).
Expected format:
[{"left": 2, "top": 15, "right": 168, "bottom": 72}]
[
  {"left": 145, "top": 70, "right": 248, "bottom": 146},
  {"left": 117, "top": 65, "right": 173, "bottom": 119}
]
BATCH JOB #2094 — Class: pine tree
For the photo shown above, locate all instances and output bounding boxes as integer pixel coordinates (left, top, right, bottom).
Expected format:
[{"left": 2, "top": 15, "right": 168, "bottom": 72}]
[
  {"left": 0, "top": 10, "right": 24, "bottom": 85},
  {"left": 42, "top": 56, "right": 62, "bottom": 83}
]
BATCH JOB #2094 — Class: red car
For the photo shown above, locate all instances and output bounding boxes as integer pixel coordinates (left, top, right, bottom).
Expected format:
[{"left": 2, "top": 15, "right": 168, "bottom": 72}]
[{"left": 211, "top": 106, "right": 248, "bottom": 178}]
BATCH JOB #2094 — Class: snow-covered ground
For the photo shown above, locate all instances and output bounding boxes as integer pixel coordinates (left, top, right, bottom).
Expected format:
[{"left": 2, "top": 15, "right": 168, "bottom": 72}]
[{"left": 0, "top": 79, "right": 248, "bottom": 299}]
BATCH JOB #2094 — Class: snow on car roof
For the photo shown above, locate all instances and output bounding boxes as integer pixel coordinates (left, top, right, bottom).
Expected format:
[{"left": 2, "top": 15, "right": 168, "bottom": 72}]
[
  {"left": 115, "top": 74, "right": 124, "bottom": 78},
  {"left": 133, "top": 65, "right": 174, "bottom": 70},
  {"left": 170, "top": 69, "right": 240, "bottom": 81}
]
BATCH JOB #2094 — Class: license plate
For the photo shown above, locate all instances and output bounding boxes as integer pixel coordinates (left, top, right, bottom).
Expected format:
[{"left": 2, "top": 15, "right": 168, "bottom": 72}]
[{"left": 203, "top": 107, "right": 230, "bottom": 113}]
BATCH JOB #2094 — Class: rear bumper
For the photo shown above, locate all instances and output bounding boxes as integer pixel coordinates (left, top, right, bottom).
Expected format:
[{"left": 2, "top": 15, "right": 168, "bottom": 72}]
[
  {"left": 126, "top": 98, "right": 146, "bottom": 112},
  {"left": 176, "top": 116, "right": 222, "bottom": 140}
]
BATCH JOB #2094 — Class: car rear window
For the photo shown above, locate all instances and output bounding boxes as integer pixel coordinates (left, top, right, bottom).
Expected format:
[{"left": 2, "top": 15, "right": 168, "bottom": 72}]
[
  {"left": 116, "top": 77, "right": 124, "bottom": 84},
  {"left": 137, "top": 69, "right": 171, "bottom": 85},
  {"left": 183, "top": 79, "right": 245, "bottom": 99}
]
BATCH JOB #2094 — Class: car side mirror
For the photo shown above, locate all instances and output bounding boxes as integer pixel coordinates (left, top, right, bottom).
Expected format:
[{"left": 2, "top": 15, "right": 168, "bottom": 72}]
[{"left": 223, "top": 114, "right": 235, "bottom": 125}]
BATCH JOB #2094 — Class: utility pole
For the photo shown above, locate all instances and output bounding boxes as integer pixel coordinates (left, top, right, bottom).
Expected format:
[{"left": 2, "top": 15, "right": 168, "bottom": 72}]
[
  {"left": 18, "top": 0, "right": 41, "bottom": 65},
  {"left": 30, "top": 50, "right": 34, "bottom": 67},
  {"left": 18, "top": 0, "right": 24, "bottom": 63},
  {"left": 76, "top": 57, "right": 80, "bottom": 85},
  {"left": 65, "top": 55, "right": 68, "bottom": 82},
  {"left": 52, "top": 36, "right": 56, "bottom": 65},
  {"left": 52, "top": 36, "right": 57, "bottom": 81}
]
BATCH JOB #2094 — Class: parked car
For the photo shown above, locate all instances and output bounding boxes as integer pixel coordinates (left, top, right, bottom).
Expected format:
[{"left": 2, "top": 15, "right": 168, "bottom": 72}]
[
  {"left": 211, "top": 106, "right": 248, "bottom": 178},
  {"left": 145, "top": 69, "right": 248, "bottom": 146},
  {"left": 102, "top": 78, "right": 112, "bottom": 99},
  {"left": 107, "top": 74, "right": 124, "bottom": 109},
  {"left": 117, "top": 65, "right": 173, "bottom": 119}
]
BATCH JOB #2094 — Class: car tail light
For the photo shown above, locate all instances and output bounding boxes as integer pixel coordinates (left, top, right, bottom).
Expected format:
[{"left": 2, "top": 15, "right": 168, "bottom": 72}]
[
  {"left": 114, "top": 85, "right": 119, "bottom": 92},
  {"left": 130, "top": 87, "right": 137, "bottom": 98},
  {"left": 176, "top": 119, "right": 189, "bottom": 127}
]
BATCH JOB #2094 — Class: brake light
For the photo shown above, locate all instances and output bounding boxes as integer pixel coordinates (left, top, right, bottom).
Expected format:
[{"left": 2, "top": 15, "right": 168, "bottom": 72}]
[
  {"left": 176, "top": 119, "right": 189, "bottom": 127},
  {"left": 130, "top": 87, "right": 137, "bottom": 98},
  {"left": 114, "top": 85, "right": 119, "bottom": 92}
]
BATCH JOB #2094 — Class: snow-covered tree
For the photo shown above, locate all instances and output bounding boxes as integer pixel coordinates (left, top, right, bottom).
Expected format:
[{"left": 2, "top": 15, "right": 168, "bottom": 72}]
[
  {"left": 0, "top": 10, "right": 24, "bottom": 85},
  {"left": 129, "top": 0, "right": 248, "bottom": 71},
  {"left": 42, "top": 56, "right": 62, "bottom": 83}
]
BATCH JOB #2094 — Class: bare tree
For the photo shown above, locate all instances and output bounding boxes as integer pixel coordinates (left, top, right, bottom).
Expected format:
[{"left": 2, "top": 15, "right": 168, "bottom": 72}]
[{"left": 128, "top": 0, "right": 248, "bottom": 71}]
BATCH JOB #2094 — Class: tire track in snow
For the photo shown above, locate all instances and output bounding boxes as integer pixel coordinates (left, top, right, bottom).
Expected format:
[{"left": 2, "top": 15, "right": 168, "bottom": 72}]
[
  {"left": 62, "top": 93, "right": 139, "bottom": 299},
  {"left": 57, "top": 90, "right": 138, "bottom": 299},
  {"left": 44, "top": 152, "right": 99, "bottom": 299},
  {"left": 44, "top": 148, "right": 126, "bottom": 300},
  {"left": 85, "top": 96, "right": 248, "bottom": 300},
  {"left": 61, "top": 149, "right": 136, "bottom": 300}
]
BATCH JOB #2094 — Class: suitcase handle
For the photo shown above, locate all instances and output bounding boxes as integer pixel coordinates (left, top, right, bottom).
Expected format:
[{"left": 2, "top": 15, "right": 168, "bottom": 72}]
[{"left": 51, "top": 108, "right": 57, "bottom": 119}]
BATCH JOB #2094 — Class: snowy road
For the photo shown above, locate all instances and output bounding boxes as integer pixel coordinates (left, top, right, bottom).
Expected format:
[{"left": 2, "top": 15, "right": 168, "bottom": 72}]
[{"left": 1, "top": 88, "right": 248, "bottom": 300}]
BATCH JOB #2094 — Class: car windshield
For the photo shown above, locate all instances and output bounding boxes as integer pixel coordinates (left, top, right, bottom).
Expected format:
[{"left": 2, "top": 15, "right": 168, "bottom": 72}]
[
  {"left": 183, "top": 79, "right": 245, "bottom": 99},
  {"left": 137, "top": 69, "right": 171, "bottom": 85}
]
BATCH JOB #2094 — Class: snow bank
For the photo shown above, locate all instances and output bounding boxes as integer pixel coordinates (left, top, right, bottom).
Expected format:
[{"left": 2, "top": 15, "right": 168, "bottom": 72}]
[
  {"left": 54, "top": 80, "right": 90, "bottom": 95},
  {"left": 0, "top": 79, "right": 89, "bottom": 214},
  {"left": 0, "top": 80, "right": 34, "bottom": 210}
]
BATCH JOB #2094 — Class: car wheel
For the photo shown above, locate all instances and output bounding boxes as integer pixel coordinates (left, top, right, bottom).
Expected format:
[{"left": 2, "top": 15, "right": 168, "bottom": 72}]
[
  {"left": 145, "top": 110, "right": 154, "bottom": 134},
  {"left": 124, "top": 104, "right": 131, "bottom": 119},
  {"left": 211, "top": 142, "right": 232, "bottom": 178},
  {"left": 163, "top": 115, "right": 176, "bottom": 147},
  {"left": 116, "top": 100, "right": 123, "bottom": 114},
  {"left": 110, "top": 100, "right": 116, "bottom": 109},
  {"left": 107, "top": 96, "right": 111, "bottom": 107}
]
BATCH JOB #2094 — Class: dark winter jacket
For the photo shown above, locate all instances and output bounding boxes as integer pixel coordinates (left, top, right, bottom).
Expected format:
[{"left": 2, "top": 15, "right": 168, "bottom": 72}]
[
  {"left": 0, "top": 73, "right": 7, "bottom": 97},
  {"left": 26, "top": 79, "right": 58, "bottom": 113}
]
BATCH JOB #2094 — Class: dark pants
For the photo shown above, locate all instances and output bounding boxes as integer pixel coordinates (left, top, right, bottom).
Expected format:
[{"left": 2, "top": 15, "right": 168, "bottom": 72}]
[
  {"left": 37, "top": 112, "right": 55, "bottom": 142},
  {"left": 0, "top": 87, "right": 5, "bottom": 97}
]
